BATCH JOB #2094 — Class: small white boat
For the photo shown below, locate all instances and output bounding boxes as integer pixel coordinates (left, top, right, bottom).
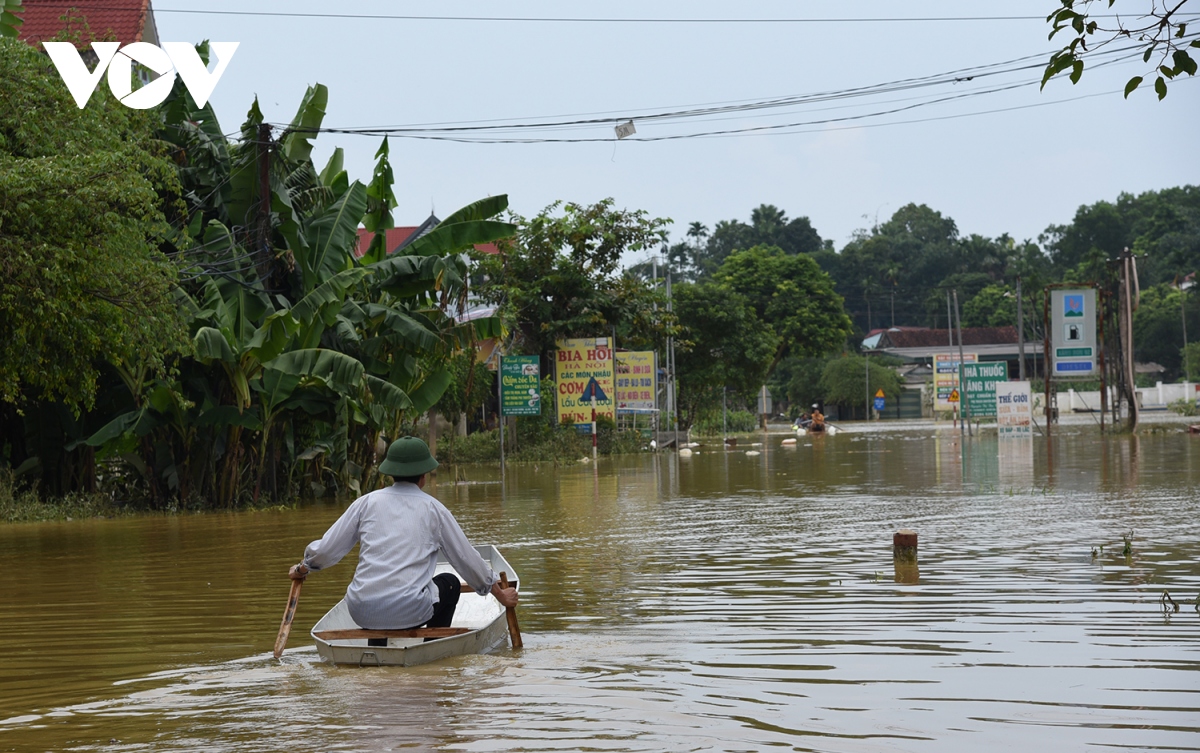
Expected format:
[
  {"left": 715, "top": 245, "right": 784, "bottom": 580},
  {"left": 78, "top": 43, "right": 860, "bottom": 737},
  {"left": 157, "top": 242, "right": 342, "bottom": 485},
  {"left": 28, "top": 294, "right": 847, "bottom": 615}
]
[
  {"left": 310, "top": 545, "right": 518, "bottom": 667},
  {"left": 794, "top": 423, "right": 839, "bottom": 437}
]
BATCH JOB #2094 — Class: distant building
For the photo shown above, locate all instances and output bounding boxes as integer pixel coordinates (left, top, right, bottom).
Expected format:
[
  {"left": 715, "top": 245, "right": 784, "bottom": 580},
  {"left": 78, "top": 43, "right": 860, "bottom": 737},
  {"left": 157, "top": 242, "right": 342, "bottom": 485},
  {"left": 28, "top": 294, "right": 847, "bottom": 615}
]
[
  {"left": 354, "top": 213, "right": 499, "bottom": 258},
  {"left": 864, "top": 326, "right": 1044, "bottom": 418},
  {"left": 865, "top": 326, "right": 1042, "bottom": 376},
  {"left": 18, "top": 0, "right": 159, "bottom": 48}
]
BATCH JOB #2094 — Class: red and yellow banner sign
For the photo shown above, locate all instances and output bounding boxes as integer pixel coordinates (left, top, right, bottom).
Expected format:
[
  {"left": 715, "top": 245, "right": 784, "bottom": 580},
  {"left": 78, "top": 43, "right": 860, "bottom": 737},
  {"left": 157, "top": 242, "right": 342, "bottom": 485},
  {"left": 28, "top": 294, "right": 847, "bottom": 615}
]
[{"left": 554, "top": 338, "right": 614, "bottom": 426}]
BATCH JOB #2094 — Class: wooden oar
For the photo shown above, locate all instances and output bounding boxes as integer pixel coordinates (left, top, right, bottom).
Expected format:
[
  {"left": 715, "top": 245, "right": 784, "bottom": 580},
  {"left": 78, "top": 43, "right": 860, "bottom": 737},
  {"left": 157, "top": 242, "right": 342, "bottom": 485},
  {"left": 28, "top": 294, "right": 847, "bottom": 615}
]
[
  {"left": 273, "top": 575, "right": 303, "bottom": 659},
  {"left": 500, "top": 571, "right": 523, "bottom": 649}
]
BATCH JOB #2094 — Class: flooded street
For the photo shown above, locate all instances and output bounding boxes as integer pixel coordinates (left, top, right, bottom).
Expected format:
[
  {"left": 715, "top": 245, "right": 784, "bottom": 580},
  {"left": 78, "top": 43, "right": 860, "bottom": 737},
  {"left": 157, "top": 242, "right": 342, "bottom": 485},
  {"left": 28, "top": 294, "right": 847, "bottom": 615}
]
[{"left": 3, "top": 424, "right": 1199, "bottom": 752}]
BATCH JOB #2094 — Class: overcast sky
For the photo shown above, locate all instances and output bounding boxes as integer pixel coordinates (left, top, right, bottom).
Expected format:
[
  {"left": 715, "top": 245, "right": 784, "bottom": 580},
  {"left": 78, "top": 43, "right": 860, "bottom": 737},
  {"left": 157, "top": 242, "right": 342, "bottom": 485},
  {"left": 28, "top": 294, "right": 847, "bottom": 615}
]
[{"left": 154, "top": 0, "right": 1199, "bottom": 263}]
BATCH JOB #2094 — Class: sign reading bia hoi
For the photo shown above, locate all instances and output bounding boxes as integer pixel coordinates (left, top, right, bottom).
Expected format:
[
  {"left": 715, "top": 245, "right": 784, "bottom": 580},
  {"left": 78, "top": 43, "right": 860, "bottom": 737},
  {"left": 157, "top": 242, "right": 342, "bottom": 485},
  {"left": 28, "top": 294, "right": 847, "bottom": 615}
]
[
  {"left": 500, "top": 356, "right": 541, "bottom": 417},
  {"left": 1049, "top": 288, "right": 1098, "bottom": 378},
  {"left": 554, "top": 338, "right": 615, "bottom": 427},
  {"left": 961, "top": 362, "right": 1008, "bottom": 418}
]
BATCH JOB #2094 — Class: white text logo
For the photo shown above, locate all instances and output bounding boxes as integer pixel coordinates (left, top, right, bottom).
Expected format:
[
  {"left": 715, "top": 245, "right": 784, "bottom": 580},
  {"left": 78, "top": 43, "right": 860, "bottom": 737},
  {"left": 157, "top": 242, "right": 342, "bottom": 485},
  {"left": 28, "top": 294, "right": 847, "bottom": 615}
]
[{"left": 43, "top": 42, "right": 239, "bottom": 109}]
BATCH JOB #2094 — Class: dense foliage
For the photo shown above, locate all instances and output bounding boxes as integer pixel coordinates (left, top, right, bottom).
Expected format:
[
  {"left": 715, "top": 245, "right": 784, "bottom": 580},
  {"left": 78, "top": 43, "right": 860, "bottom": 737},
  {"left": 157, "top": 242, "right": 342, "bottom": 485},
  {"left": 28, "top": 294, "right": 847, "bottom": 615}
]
[
  {"left": 473, "top": 199, "right": 673, "bottom": 368},
  {"left": 0, "top": 41, "right": 511, "bottom": 506},
  {"left": 0, "top": 38, "right": 185, "bottom": 409}
]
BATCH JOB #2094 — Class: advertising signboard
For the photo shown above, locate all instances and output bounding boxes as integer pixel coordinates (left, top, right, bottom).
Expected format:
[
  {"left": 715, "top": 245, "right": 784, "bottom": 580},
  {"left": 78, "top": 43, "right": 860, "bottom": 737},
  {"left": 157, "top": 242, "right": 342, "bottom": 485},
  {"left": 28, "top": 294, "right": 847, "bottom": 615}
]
[
  {"left": 961, "top": 362, "right": 1008, "bottom": 418},
  {"left": 499, "top": 356, "right": 541, "bottom": 417},
  {"left": 996, "top": 380, "right": 1034, "bottom": 437},
  {"left": 615, "top": 351, "right": 657, "bottom": 413},
  {"left": 554, "top": 338, "right": 614, "bottom": 426},
  {"left": 1050, "top": 288, "right": 1098, "bottom": 378},
  {"left": 935, "top": 352, "right": 976, "bottom": 411}
]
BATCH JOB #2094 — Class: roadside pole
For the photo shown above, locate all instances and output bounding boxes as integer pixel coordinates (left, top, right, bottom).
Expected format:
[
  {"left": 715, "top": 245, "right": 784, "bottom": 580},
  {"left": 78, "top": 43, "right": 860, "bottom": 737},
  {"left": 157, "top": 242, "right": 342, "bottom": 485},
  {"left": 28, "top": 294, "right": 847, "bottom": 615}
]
[
  {"left": 953, "top": 288, "right": 971, "bottom": 438},
  {"left": 498, "top": 363, "right": 505, "bottom": 474}
]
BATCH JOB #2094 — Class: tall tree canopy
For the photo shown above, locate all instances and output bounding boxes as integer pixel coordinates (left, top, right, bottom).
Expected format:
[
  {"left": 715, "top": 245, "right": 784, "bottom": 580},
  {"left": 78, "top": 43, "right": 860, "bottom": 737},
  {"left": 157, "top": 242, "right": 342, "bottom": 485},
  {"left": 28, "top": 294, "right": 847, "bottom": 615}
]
[
  {"left": 664, "top": 204, "right": 827, "bottom": 281},
  {"left": 474, "top": 199, "right": 672, "bottom": 363},
  {"left": 712, "top": 245, "right": 852, "bottom": 374},
  {"left": 0, "top": 37, "right": 184, "bottom": 409}
]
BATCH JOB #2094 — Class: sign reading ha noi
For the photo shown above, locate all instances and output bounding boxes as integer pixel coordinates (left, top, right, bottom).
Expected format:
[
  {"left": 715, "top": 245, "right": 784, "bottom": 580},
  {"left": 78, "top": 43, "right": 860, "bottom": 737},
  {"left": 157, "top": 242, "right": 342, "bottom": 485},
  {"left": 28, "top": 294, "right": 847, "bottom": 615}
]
[
  {"left": 615, "top": 351, "right": 656, "bottom": 413},
  {"left": 554, "top": 338, "right": 614, "bottom": 427}
]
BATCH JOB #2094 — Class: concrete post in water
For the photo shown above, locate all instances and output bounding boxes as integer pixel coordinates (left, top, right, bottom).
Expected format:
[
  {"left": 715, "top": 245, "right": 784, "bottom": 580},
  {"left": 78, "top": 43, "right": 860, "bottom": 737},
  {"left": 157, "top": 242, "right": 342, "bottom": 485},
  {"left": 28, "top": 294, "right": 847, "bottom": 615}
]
[{"left": 893, "top": 529, "right": 919, "bottom": 584}]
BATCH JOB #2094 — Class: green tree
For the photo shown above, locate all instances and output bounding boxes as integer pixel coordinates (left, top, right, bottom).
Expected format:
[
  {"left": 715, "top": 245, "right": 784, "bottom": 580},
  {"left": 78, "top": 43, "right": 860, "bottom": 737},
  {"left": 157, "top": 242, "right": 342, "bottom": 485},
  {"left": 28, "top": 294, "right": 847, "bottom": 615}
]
[
  {"left": 474, "top": 199, "right": 672, "bottom": 362},
  {"left": 0, "top": 37, "right": 184, "bottom": 409},
  {"left": 1042, "top": 0, "right": 1197, "bottom": 100},
  {"left": 673, "top": 282, "right": 780, "bottom": 428},
  {"left": 714, "top": 245, "right": 853, "bottom": 375},
  {"left": 962, "top": 284, "right": 1019, "bottom": 328},
  {"left": 819, "top": 355, "right": 902, "bottom": 418},
  {"left": 1132, "top": 283, "right": 1200, "bottom": 378},
  {"left": 771, "top": 356, "right": 831, "bottom": 417}
]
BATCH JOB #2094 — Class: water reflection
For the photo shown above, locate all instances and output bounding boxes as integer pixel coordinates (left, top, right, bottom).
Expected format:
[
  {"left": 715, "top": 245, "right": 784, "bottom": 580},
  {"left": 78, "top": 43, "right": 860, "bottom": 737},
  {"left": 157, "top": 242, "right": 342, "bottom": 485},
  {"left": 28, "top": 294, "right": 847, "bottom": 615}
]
[{"left": 2, "top": 426, "right": 1199, "bottom": 752}]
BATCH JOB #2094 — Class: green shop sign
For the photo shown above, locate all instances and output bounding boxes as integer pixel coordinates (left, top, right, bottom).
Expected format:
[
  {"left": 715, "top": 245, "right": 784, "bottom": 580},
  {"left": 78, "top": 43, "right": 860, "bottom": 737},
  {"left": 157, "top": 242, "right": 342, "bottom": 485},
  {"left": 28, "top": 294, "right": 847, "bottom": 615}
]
[
  {"left": 500, "top": 355, "right": 542, "bottom": 417},
  {"left": 961, "top": 362, "right": 1008, "bottom": 418}
]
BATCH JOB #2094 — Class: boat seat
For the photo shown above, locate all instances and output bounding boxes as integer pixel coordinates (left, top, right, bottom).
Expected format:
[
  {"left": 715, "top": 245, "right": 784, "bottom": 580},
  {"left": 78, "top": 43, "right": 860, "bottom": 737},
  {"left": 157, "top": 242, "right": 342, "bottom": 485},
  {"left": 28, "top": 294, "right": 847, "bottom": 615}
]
[{"left": 313, "top": 627, "right": 471, "bottom": 641}]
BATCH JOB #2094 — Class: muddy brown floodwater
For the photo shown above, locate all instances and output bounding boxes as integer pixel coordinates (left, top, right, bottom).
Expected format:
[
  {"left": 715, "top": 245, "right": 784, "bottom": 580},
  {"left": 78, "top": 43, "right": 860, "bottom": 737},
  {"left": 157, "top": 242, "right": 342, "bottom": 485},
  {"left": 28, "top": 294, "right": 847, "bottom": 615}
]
[{"left": 2, "top": 424, "right": 1199, "bottom": 752}]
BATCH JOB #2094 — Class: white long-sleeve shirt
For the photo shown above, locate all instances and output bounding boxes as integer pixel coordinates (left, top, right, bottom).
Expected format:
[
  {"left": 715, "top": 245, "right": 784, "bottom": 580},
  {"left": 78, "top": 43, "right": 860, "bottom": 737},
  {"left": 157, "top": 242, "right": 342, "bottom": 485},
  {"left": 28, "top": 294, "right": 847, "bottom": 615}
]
[{"left": 302, "top": 482, "right": 497, "bottom": 630}]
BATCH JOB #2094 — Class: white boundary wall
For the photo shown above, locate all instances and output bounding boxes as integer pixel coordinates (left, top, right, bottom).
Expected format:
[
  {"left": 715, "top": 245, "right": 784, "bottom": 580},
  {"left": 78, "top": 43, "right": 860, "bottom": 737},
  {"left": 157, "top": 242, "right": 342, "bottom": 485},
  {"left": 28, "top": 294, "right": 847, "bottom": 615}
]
[{"left": 1062, "top": 382, "right": 1197, "bottom": 411}]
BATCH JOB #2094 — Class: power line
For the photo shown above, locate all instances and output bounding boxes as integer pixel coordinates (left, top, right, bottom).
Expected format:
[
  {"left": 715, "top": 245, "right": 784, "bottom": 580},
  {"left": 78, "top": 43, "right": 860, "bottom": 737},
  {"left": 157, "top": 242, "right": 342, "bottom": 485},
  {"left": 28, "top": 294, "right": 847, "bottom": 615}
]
[
  {"left": 26, "top": 4, "right": 1156, "bottom": 24},
  {"left": 260, "top": 36, "right": 1183, "bottom": 144}
]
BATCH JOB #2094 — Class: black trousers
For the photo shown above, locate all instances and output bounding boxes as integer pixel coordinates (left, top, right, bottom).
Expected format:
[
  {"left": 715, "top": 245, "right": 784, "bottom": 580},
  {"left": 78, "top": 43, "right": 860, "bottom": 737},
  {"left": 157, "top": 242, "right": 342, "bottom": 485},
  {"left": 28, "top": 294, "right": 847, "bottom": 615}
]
[{"left": 368, "top": 573, "right": 461, "bottom": 646}]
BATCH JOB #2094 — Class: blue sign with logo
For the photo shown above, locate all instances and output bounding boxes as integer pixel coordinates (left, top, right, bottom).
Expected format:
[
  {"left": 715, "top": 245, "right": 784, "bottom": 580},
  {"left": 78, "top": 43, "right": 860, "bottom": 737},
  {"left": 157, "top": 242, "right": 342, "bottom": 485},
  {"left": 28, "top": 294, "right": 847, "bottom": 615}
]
[{"left": 874, "top": 396, "right": 885, "bottom": 411}]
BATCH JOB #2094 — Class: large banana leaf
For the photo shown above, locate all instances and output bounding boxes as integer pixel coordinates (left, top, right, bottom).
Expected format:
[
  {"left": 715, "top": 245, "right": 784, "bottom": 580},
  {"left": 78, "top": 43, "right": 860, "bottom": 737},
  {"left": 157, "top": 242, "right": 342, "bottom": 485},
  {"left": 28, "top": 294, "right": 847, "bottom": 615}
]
[
  {"left": 84, "top": 407, "right": 158, "bottom": 455},
  {"left": 438, "top": 195, "right": 509, "bottom": 225},
  {"left": 292, "top": 267, "right": 372, "bottom": 327},
  {"left": 364, "top": 374, "right": 411, "bottom": 411},
  {"left": 252, "top": 368, "right": 303, "bottom": 413},
  {"left": 401, "top": 220, "right": 515, "bottom": 258},
  {"left": 244, "top": 310, "right": 300, "bottom": 364},
  {"left": 362, "top": 302, "right": 442, "bottom": 353},
  {"left": 405, "top": 367, "right": 453, "bottom": 414},
  {"left": 368, "top": 254, "right": 451, "bottom": 299},
  {"left": 264, "top": 348, "right": 364, "bottom": 396},
  {"left": 299, "top": 180, "right": 367, "bottom": 292},
  {"left": 193, "top": 327, "right": 235, "bottom": 363},
  {"left": 280, "top": 84, "right": 328, "bottom": 164},
  {"left": 224, "top": 98, "right": 266, "bottom": 236},
  {"left": 318, "top": 147, "right": 345, "bottom": 188}
]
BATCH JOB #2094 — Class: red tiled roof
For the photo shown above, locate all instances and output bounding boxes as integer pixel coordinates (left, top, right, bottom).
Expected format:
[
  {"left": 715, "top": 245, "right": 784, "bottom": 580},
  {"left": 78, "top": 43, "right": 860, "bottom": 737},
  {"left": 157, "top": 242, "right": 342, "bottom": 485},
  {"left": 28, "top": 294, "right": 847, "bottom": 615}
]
[
  {"left": 17, "top": 0, "right": 156, "bottom": 47},
  {"left": 880, "top": 326, "right": 1019, "bottom": 349},
  {"left": 354, "top": 227, "right": 499, "bottom": 258}
]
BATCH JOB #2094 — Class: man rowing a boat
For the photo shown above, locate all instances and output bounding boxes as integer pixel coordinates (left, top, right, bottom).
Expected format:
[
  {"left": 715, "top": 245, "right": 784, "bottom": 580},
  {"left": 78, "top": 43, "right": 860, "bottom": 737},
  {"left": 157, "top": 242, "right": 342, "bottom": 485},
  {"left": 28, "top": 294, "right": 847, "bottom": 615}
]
[
  {"left": 288, "top": 436, "right": 517, "bottom": 645},
  {"left": 809, "top": 404, "right": 826, "bottom": 433}
]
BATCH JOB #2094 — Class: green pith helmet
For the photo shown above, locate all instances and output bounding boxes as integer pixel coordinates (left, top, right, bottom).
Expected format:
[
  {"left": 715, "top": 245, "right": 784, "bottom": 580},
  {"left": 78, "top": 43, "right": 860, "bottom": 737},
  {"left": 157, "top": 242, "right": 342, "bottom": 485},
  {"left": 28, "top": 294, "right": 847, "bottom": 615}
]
[{"left": 378, "top": 436, "right": 439, "bottom": 477}]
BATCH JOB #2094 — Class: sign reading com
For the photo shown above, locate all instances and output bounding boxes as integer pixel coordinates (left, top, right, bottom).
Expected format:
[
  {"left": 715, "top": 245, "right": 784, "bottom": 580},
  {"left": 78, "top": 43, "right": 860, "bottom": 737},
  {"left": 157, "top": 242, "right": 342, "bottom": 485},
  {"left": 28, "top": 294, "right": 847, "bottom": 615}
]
[{"left": 43, "top": 41, "right": 239, "bottom": 109}]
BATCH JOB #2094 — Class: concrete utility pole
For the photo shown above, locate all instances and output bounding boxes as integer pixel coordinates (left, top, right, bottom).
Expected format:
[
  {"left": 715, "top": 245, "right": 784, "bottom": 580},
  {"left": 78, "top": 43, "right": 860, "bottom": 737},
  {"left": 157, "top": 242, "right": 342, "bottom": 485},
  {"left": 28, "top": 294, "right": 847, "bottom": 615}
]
[
  {"left": 1016, "top": 276, "right": 1026, "bottom": 381},
  {"left": 1119, "top": 248, "right": 1140, "bottom": 433},
  {"left": 1182, "top": 277, "right": 1191, "bottom": 384},
  {"left": 865, "top": 350, "right": 871, "bottom": 421},
  {"left": 953, "top": 288, "right": 971, "bottom": 437},
  {"left": 947, "top": 291, "right": 956, "bottom": 426}
]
